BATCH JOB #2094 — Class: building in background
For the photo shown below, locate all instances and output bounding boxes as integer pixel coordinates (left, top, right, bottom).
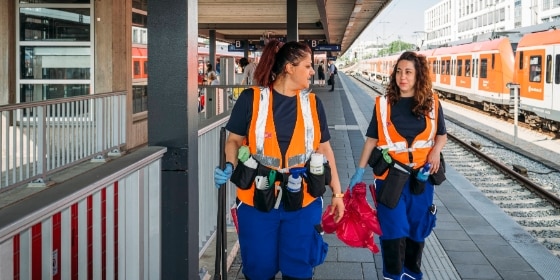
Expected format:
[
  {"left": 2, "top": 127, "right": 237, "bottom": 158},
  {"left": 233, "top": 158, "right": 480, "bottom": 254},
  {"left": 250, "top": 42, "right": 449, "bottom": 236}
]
[{"left": 423, "top": 0, "right": 560, "bottom": 47}]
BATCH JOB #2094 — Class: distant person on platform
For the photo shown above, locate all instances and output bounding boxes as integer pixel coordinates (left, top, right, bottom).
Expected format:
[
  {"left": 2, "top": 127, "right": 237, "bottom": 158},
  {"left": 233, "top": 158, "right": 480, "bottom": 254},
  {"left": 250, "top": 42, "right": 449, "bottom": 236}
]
[
  {"left": 239, "top": 57, "right": 257, "bottom": 85},
  {"left": 327, "top": 60, "right": 336, "bottom": 91},
  {"left": 317, "top": 61, "right": 326, "bottom": 87},
  {"left": 216, "top": 59, "right": 221, "bottom": 75},
  {"left": 208, "top": 71, "right": 220, "bottom": 85}
]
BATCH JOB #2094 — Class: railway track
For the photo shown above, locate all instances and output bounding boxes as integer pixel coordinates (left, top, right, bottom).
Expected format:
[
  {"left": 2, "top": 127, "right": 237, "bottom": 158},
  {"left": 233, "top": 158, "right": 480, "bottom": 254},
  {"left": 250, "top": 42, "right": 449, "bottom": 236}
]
[
  {"left": 444, "top": 125, "right": 560, "bottom": 258},
  {"left": 350, "top": 74, "right": 560, "bottom": 258}
]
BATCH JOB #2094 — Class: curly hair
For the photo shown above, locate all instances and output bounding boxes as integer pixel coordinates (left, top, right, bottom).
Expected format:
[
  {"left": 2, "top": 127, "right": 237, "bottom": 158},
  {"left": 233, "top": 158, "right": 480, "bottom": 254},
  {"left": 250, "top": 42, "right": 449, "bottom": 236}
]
[{"left": 385, "top": 51, "right": 434, "bottom": 117}]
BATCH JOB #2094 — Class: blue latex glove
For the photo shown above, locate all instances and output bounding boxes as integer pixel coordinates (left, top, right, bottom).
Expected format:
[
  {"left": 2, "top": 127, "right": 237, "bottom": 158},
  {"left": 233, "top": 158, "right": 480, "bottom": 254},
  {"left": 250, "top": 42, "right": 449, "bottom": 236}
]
[
  {"left": 214, "top": 163, "right": 233, "bottom": 188},
  {"left": 349, "top": 167, "right": 365, "bottom": 190}
]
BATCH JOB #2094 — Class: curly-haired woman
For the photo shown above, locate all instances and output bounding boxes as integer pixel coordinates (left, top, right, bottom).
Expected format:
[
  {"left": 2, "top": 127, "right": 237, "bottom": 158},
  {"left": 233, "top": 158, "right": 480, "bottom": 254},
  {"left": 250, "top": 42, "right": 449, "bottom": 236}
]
[{"left": 349, "top": 51, "right": 447, "bottom": 280}]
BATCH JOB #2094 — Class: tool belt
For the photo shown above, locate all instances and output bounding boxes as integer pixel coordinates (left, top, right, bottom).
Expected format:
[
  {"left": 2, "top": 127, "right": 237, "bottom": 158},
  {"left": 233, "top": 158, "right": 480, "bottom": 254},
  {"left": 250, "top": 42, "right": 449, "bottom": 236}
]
[
  {"left": 230, "top": 157, "right": 332, "bottom": 212},
  {"left": 371, "top": 150, "right": 447, "bottom": 208}
]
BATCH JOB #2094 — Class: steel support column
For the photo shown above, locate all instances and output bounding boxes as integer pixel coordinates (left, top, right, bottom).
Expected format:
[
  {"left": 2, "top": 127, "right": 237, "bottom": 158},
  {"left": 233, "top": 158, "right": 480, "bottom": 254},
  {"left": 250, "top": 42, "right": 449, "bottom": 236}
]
[
  {"left": 147, "top": 0, "right": 199, "bottom": 279},
  {"left": 287, "top": 0, "right": 298, "bottom": 42},
  {"left": 209, "top": 29, "right": 216, "bottom": 72}
]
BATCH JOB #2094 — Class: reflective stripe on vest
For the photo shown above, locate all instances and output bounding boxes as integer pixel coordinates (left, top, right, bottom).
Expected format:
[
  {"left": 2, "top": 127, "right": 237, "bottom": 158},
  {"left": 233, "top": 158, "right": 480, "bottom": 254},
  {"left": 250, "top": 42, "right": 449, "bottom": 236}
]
[{"left": 252, "top": 87, "right": 316, "bottom": 169}]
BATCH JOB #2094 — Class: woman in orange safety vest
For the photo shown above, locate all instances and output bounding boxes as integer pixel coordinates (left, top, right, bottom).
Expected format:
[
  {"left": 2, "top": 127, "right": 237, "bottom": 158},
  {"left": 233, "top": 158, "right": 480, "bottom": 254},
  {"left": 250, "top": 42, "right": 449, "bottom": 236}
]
[
  {"left": 214, "top": 40, "right": 345, "bottom": 280},
  {"left": 349, "top": 51, "right": 448, "bottom": 280}
]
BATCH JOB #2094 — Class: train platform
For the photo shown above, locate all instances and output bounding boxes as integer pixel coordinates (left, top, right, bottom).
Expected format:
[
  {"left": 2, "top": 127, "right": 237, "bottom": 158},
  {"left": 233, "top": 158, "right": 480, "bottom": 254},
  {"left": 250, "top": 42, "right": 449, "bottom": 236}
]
[{"left": 200, "top": 74, "right": 560, "bottom": 280}]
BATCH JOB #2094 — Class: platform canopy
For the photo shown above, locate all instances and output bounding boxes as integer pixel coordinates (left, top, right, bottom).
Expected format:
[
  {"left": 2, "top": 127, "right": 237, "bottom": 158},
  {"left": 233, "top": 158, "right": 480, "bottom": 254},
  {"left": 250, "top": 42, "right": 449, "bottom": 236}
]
[{"left": 198, "top": 0, "right": 392, "bottom": 56}]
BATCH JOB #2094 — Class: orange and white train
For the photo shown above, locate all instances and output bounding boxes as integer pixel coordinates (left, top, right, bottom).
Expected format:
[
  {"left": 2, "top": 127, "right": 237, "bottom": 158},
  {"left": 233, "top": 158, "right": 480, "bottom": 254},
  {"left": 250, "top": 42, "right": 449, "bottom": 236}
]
[{"left": 362, "top": 28, "right": 560, "bottom": 132}]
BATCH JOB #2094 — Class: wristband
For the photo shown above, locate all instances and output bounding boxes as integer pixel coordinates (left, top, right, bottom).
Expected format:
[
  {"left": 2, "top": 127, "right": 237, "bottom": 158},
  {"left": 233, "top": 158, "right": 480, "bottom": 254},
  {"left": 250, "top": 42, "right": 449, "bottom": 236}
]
[{"left": 332, "top": 193, "right": 344, "bottom": 198}]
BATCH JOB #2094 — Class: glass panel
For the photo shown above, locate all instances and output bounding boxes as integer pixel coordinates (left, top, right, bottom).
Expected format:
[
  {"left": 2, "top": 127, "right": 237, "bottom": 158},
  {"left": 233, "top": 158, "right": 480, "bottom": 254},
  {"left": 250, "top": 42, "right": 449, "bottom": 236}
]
[
  {"left": 133, "top": 85, "right": 148, "bottom": 113},
  {"left": 21, "top": 46, "right": 90, "bottom": 79},
  {"left": 20, "top": 8, "right": 91, "bottom": 41},
  {"left": 529, "top": 56, "right": 542, "bottom": 83},
  {"left": 19, "top": 83, "right": 90, "bottom": 102},
  {"left": 20, "top": 0, "right": 90, "bottom": 3}
]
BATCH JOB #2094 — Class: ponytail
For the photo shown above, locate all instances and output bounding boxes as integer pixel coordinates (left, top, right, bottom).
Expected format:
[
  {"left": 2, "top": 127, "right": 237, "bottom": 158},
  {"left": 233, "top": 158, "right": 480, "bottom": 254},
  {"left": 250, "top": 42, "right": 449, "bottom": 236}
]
[{"left": 254, "top": 40, "right": 283, "bottom": 87}]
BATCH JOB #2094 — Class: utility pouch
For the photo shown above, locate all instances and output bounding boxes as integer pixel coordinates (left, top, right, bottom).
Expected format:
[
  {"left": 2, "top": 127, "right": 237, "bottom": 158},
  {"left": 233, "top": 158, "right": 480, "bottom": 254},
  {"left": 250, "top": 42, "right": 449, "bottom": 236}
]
[
  {"left": 410, "top": 169, "right": 427, "bottom": 195},
  {"left": 230, "top": 160, "right": 258, "bottom": 190},
  {"left": 377, "top": 161, "right": 411, "bottom": 209},
  {"left": 304, "top": 160, "right": 330, "bottom": 198},
  {"left": 282, "top": 174, "right": 304, "bottom": 212},
  {"left": 429, "top": 153, "right": 446, "bottom": 185},
  {"left": 368, "top": 147, "right": 391, "bottom": 176},
  {"left": 253, "top": 164, "right": 277, "bottom": 212}
]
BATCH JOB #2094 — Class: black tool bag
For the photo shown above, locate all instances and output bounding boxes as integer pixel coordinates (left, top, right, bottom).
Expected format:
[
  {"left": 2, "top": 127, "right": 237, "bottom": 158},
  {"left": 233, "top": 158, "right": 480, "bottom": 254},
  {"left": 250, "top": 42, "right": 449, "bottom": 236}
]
[
  {"left": 252, "top": 164, "right": 278, "bottom": 212},
  {"left": 230, "top": 160, "right": 258, "bottom": 190},
  {"left": 367, "top": 147, "right": 391, "bottom": 176},
  {"left": 304, "top": 160, "right": 331, "bottom": 198},
  {"left": 429, "top": 153, "right": 446, "bottom": 185},
  {"left": 410, "top": 168, "right": 427, "bottom": 195},
  {"left": 377, "top": 161, "right": 411, "bottom": 209}
]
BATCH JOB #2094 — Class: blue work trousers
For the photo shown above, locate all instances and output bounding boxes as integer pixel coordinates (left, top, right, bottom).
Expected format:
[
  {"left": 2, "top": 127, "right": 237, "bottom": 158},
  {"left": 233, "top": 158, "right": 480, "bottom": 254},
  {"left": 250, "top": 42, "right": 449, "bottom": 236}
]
[
  {"left": 375, "top": 178, "right": 437, "bottom": 280},
  {"left": 237, "top": 198, "right": 327, "bottom": 280}
]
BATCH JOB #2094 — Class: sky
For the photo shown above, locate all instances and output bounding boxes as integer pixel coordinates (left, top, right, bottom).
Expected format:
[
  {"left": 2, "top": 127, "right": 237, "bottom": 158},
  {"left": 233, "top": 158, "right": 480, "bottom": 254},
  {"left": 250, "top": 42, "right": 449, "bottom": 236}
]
[{"left": 356, "top": 0, "right": 441, "bottom": 45}]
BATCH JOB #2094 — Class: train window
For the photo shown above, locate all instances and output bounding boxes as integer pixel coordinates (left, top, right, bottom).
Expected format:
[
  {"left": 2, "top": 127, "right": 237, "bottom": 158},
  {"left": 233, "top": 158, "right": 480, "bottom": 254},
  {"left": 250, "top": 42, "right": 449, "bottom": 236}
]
[
  {"left": 457, "top": 59, "right": 463, "bottom": 76},
  {"left": 432, "top": 61, "right": 436, "bottom": 74},
  {"left": 465, "top": 60, "right": 471, "bottom": 77},
  {"left": 144, "top": 61, "right": 148, "bottom": 75},
  {"left": 519, "top": 52, "right": 524, "bottom": 70},
  {"left": 480, "top": 59, "right": 488, "bottom": 79},
  {"left": 134, "top": 61, "right": 141, "bottom": 75},
  {"left": 555, "top": 55, "right": 560, "bottom": 84},
  {"left": 546, "top": 55, "right": 552, "bottom": 84},
  {"left": 529, "top": 56, "right": 542, "bottom": 83},
  {"left": 491, "top": 54, "right": 495, "bottom": 69},
  {"left": 445, "top": 60, "right": 450, "bottom": 75}
]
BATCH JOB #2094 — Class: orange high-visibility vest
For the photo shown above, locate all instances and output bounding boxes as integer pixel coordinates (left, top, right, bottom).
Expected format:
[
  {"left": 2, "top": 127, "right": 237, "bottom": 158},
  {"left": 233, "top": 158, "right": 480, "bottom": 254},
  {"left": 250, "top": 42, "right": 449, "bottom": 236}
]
[
  {"left": 375, "top": 94, "right": 440, "bottom": 179},
  {"left": 237, "top": 87, "right": 322, "bottom": 207}
]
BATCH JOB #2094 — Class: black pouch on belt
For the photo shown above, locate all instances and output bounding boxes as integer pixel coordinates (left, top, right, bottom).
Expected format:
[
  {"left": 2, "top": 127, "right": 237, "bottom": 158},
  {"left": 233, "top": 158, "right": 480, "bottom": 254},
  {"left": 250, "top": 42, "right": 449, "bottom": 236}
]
[
  {"left": 230, "top": 160, "right": 258, "bottom": 190},
  {"left": 429, "top": 153, "right": 446, "bottom": 185},
  {"left": 410, "top": 169, "right": 427, "bottom": 195},
  {"left": 377, "top": 161, "right": 411, "bottom": 209},
  {"left": 304, "top": 160, "right": 330, "bottom": 198},
  {"left": 368, "top": 147, "right": 391, "bottom": 176},
  {"left": 282, "top": 174, "right": 304, "bottom": 212},
  {"left": 253, "top": 164, "right": 277, "bottom": 212}
]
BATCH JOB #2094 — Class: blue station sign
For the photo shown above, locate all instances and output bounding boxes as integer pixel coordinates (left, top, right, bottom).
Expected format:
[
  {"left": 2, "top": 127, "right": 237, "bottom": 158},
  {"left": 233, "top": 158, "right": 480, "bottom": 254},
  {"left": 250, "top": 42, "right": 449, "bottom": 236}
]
[{"left": 313, "top": 44, "right": 341, "bottom": 52}]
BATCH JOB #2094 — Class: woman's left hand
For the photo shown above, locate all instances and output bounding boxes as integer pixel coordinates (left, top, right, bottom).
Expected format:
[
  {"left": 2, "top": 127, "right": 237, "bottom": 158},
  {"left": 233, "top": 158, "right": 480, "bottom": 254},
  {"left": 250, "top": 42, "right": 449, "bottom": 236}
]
[
  {"left": 330, "top": 197, "right": 345, "bottom": 223},
  {"left": 426, "top": 150, "right": 442, "bottom": 174}
]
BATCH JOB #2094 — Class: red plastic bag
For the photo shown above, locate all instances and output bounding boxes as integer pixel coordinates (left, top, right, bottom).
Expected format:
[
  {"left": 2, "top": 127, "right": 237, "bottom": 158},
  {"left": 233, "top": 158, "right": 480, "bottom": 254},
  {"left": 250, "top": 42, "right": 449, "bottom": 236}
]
[{"left": 321, "top": 182, "right": 382, "bottom": 253}]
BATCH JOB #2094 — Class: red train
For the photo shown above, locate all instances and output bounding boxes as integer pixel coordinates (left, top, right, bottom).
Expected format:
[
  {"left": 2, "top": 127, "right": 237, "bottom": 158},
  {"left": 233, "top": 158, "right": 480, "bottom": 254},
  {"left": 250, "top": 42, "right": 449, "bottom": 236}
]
[{"left": 362, "top": 28, "right": 560, "bottom": 132}]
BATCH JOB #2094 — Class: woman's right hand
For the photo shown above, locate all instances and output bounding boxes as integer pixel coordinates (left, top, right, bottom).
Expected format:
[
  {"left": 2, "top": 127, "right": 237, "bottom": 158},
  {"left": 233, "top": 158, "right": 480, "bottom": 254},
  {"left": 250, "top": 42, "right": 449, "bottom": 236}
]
[{"left": 349, "top": 167, "right": 364, "bottom": 190}]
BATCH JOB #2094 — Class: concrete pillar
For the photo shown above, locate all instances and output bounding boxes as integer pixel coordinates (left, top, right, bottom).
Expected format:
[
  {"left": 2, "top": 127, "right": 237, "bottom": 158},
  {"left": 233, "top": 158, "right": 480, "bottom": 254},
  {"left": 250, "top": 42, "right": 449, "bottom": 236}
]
[
  {"left": 148, "top": 0, "right": 200, "bottom": 279},
  {"left": 0, "top": 0, "right": 15, "bottom": 105}
]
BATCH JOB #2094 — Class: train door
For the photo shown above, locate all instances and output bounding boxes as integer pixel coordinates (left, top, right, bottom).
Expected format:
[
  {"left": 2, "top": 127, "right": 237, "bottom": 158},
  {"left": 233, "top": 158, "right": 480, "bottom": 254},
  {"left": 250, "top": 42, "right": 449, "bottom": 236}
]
[
  {"left": 471, "top": 55, "right": 479, "bottom": 97},
  {"left": 551, "top": 45, "right": 560, "bottom": 113},
  {"left": 543, "top": 48, "right": 554, "bottom": 112}
]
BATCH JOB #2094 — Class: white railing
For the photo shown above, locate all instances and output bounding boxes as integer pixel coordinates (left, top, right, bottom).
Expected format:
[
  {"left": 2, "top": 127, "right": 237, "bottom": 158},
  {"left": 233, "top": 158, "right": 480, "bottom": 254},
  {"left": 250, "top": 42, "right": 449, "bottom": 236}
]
[{"left": 0, "top": 92, "right": 126, "bottom": 190}]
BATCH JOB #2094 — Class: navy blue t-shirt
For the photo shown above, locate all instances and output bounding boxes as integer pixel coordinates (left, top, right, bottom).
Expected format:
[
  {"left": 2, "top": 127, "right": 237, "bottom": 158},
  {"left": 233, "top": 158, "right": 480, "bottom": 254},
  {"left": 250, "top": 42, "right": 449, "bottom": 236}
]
[
  {"left": 365, "top": 97, "right": 446, "bottom": 145},
  {"left": 226, "top": 88, "right": 330, "bottom": 158}
]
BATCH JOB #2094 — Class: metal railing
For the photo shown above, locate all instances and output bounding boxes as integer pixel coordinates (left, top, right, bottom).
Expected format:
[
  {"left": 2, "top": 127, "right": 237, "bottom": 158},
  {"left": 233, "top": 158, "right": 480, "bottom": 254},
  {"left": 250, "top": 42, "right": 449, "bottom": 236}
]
[{"left": 0, "top": 92, "right": 126, "bottom": 191}]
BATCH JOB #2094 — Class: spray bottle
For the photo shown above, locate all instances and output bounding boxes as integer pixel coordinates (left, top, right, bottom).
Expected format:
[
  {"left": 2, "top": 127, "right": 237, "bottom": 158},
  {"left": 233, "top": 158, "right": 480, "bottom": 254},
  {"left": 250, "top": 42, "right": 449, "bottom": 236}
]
[
  {"left": 416, "top": 163, "right": 431, "bottom": 182},
  {"left": 287, "top": 167, "right": 307, "bottom": 192}
]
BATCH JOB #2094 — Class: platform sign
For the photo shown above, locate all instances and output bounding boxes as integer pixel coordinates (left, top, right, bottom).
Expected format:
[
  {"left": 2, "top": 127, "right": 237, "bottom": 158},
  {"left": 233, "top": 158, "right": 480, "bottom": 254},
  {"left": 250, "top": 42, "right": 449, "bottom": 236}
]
[
  {"left": 228, "top": 43, "right": 257, "bottom": 52},
  {"left": 313, "top": 44, "right": 341, "bottom": 52}
]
